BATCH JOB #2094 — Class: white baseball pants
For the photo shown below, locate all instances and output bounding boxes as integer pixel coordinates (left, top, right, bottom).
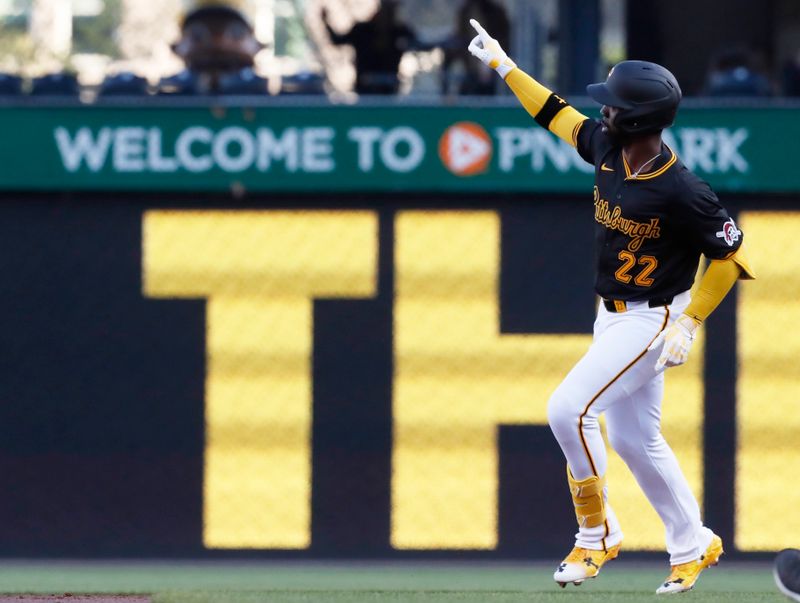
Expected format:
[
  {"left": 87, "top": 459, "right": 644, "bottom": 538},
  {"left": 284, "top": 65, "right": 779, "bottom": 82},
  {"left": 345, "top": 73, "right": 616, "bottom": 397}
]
[{"left": 546, "top": 289, "right": 714, "bottom": 565}]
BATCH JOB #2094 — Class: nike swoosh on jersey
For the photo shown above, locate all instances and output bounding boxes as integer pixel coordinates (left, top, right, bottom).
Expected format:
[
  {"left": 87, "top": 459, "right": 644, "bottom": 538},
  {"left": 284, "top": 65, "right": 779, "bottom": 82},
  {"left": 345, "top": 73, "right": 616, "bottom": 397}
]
[{"left": 601, "top": 163, "right": 614, "bottom": 172}]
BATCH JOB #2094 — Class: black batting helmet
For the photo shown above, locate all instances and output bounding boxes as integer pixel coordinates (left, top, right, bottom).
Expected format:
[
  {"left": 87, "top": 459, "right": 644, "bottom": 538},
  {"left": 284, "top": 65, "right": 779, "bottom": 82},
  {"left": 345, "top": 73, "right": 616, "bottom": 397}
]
[{"left": 587, "top": 60, "right": 682, "bottom": 135}]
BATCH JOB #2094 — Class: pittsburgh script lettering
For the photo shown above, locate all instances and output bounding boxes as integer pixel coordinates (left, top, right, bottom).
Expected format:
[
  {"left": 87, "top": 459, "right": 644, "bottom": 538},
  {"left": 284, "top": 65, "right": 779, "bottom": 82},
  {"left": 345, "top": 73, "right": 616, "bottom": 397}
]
[{"left": 594, "top": 189, "right": 660, "bottom": 252}]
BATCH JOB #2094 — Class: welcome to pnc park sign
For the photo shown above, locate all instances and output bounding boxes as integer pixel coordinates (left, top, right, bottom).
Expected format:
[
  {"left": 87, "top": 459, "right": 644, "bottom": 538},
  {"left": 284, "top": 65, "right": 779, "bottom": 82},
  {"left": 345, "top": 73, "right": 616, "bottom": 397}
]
[{"left": 0, "top": 103, "right": 791, "bottom": 194}]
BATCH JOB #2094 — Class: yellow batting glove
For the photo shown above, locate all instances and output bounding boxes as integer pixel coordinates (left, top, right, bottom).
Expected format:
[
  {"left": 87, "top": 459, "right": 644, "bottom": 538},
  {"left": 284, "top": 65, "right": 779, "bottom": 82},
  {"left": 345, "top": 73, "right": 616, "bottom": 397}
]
[
  {"left": 467, "top": 18, "right": 517, "bottom": 79},
  {"left": 649, "top": 314, "right": 701, "bottom": 370}
]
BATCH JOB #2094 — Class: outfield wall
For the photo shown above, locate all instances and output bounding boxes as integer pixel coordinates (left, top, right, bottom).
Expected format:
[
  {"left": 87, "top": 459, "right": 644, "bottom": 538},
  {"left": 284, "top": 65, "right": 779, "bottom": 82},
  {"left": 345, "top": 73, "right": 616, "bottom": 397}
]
[
  {"left": 0, "top": 190, "right": 796, "bottom": 558},
  {"left": 0, "top": 101, "right": 797, "bottom": 557}
]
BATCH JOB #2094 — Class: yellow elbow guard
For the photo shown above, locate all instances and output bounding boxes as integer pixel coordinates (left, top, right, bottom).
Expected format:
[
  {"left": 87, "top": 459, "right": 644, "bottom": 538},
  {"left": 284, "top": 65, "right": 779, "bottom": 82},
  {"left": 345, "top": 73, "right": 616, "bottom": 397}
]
[
  {"left": 568, "top": 468, "right": 606, "bottom": 528},
  {"left": 551, "top": 107, "right": 588, "bottom": 146},
  {"left": 505, "top": 68, "right": 588, "bottom": 147}
]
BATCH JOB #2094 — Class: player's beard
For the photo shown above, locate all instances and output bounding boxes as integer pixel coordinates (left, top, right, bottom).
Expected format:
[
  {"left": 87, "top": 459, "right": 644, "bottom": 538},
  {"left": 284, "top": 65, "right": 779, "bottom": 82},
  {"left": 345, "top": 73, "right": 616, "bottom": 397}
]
[{"left": 602, "top": 117, "right": 632, "bottom": 146}]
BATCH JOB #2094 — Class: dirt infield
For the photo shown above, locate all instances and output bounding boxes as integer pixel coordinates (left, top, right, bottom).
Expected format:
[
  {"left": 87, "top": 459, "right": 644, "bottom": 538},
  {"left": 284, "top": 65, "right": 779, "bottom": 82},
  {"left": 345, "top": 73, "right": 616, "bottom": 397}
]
[{"left": 0, "top": 597, "right": 150, "bottom": 603}]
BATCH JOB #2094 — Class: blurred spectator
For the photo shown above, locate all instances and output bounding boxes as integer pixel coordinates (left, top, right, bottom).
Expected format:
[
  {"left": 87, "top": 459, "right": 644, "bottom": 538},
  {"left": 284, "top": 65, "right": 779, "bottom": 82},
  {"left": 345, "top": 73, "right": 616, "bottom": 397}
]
[
  {"left": 158, "top": 70, "right": 203, "bottom": 96},
  {"left": 159, "top": 0, "right": 268, "bottom": 96},
  {"left": 322, "top": 0, "right": 434, "bottom": 95},
  {"left": 441, "top": 0, "right": 510, "bottom": 96},
  {"left": 0, "top": 74, "right": 23, "bottom": 97},
  {"left": 30, "top": 73, "right": 80, "bottom": 97},
  {"left": 218, "top": 67, "right": 270, "bottom": 95},
  {"left": 705, "top": 48, "right": 772, "bottom": 97},
  {"left": 782, "top": 50, "right": 800, "bottom": 96},
  {"left": 99, "top": 72, "right": 150, "bottom": 97},
  {"left": 280, "top": 71, "right": 326, "bottom": 95}
]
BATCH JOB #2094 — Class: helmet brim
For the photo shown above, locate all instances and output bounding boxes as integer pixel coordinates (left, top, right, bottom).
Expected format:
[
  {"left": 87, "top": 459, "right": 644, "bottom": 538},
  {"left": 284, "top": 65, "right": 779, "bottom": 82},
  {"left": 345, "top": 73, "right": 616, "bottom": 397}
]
[{"left": 586, "top": 82, "right": 634, "bottom": 109}]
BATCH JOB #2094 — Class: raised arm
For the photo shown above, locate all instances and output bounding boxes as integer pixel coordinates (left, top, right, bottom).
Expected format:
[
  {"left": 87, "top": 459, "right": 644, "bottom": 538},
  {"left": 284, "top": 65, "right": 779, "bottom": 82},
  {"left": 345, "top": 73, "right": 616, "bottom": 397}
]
[{"left": 467, "top": 19, "right": 588, "bottom": 146}]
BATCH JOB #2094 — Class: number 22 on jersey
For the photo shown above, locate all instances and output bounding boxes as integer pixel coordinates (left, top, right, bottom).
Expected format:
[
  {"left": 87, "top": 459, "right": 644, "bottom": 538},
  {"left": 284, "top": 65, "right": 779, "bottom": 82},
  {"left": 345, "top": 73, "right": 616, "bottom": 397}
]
[{"left": 614, "top": 250, "right": 658, "bottom": 287}]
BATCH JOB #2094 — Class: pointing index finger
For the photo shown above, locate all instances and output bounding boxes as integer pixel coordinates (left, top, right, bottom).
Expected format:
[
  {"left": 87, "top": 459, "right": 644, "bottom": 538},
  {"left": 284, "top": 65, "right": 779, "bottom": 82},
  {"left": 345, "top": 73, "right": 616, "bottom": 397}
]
[{"left": 470, "top": 18, "right": 490, "bottom": 41}]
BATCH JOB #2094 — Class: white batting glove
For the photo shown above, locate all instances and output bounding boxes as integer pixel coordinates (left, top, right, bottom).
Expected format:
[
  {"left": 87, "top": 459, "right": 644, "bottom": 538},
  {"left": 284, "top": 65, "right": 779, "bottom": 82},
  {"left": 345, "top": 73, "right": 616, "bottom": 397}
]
[
  {"left": 467, "top": 18, "right": 517, "bottom": 79},
  {"left": 649, "top": 314, "right": 701, "bottom": 370}
]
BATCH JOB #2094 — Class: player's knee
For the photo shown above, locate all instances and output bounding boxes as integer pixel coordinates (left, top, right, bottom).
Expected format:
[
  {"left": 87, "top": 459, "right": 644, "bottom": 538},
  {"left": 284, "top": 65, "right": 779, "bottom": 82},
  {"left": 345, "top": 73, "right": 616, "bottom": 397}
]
[
  {"left": 547, "top": 389, "right": 580, "bottom": 440},
  {"left": 643, "top": 432, "right": 668, "bottom": 455},
  {"left": 607, "top": 427, "right": 642, "bottom": 460}
]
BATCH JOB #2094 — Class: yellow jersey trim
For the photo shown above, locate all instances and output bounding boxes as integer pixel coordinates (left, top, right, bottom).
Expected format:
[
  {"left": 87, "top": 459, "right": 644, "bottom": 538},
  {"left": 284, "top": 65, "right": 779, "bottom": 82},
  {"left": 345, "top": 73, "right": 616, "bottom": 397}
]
[
  {"left": 572, "top": 119, "right": 585, "bottom": 147},
  {"left": 622, "top": 145, "right": 677, "bottom": 181}
]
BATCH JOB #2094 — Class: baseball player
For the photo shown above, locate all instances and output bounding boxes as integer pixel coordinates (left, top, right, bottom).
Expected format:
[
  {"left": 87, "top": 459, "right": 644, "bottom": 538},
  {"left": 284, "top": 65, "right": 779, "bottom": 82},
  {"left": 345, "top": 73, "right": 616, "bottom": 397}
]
[
  {"left": 467, "top": 20, "right": 755, "bottom": 594},
  {"left": 775, "top": 549, "right": 800, "bottom": 601}
]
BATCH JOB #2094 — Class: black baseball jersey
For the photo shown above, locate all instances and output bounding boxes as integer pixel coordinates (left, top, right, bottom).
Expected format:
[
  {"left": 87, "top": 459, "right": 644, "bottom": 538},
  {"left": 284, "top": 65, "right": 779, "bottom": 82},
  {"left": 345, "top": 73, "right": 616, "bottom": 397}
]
[{"left": 576, "top": 119, "right": 744, "bottom": 302}]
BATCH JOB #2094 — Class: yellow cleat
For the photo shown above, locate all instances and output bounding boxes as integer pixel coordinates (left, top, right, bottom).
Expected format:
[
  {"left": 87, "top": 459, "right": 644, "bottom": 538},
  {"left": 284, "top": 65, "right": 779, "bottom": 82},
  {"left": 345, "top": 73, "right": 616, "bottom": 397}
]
[
  {"left": 656, "top": 534, "right": 724, "bottom": 595},
  {"left": 554, "top": 543, "right": 621, "bottom": 587}
]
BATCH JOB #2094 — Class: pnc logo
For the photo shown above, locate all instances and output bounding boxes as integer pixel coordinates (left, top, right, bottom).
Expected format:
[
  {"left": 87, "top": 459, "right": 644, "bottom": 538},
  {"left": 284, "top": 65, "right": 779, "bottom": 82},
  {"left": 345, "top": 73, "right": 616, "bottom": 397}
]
[{"left": 438, "top": 122, "right": 492, "bottom": 176}]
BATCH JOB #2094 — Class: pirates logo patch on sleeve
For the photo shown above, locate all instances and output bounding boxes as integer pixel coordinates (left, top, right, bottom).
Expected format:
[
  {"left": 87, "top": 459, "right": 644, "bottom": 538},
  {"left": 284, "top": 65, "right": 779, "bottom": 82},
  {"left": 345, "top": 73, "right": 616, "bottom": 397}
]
[{"left": 716, "top": 218, "right": 742, "bottom": 246}]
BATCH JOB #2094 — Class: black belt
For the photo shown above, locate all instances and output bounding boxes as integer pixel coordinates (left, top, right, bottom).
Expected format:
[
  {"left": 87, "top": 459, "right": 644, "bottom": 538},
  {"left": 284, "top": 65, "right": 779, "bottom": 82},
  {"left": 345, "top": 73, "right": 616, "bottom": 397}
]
[{"left": 603, "top": 296, "right": 674, "bottom": 313}]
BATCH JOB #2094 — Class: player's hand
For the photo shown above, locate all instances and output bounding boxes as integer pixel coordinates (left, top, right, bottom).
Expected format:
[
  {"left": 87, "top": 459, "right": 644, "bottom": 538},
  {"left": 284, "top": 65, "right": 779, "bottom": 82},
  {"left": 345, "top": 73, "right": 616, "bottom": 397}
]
[
  {"left": 467, "top": 19, "right": 516, "bottom": 78},
  {"left": 649, "top": 314, "right": 701, "bottom": 370}
]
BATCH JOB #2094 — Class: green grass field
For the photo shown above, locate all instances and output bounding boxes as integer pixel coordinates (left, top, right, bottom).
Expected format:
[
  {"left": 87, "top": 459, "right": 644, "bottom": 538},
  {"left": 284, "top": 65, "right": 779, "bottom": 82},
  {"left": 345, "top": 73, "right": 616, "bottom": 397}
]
[{"left": 0, "top": 560, "right": 788, "bottom": 603}]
